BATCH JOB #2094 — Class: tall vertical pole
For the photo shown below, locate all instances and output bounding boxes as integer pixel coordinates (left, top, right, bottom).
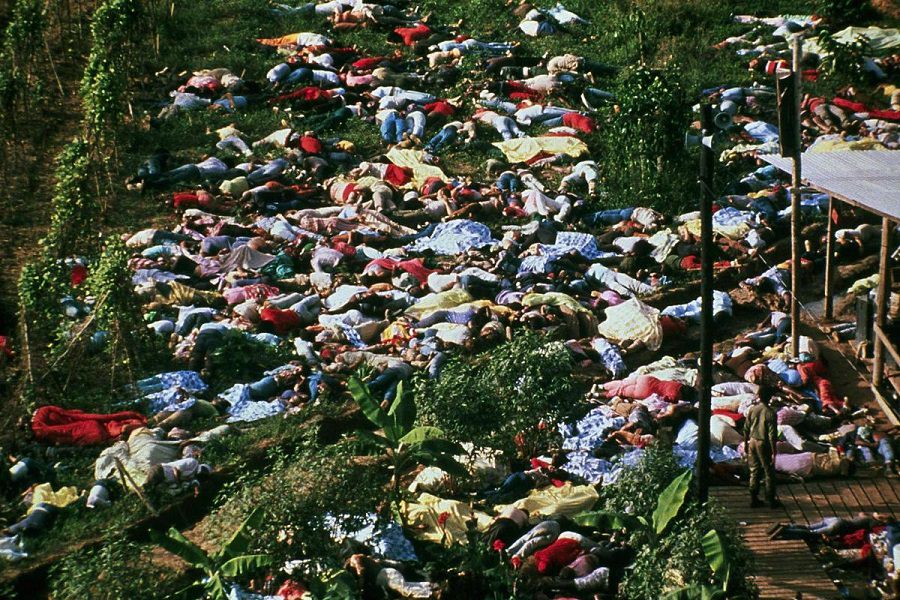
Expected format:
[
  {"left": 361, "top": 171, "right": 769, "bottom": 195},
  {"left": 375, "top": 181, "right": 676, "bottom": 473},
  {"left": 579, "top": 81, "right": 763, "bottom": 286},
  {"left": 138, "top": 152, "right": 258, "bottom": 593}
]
[
  {"left": 873, "top": 217, "right": 892, "bottom": 387},
  {"left": 790, "top": 35, "right": 803, "bottom": 359},
  {"left": 824, "top": 196, "right": 836, "bottom": 320},
  {"left": 697, "top": 104, "right": 715, "bottom": 505}
]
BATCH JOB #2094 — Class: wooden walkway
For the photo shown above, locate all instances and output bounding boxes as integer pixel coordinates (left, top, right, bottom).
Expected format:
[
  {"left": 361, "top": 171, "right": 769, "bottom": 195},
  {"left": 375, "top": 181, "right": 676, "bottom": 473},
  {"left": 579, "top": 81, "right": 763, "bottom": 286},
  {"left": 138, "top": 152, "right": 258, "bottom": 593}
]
[{"left": 712, "top": 476, "right": 900, "bottom": 599}]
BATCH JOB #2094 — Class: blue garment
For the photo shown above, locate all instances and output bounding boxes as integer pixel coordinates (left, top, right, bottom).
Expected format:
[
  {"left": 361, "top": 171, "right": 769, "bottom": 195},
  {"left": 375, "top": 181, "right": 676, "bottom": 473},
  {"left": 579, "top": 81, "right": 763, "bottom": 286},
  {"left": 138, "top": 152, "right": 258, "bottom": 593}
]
[{"left": 582, "top": 208, "right": 634, "bottom": 226}]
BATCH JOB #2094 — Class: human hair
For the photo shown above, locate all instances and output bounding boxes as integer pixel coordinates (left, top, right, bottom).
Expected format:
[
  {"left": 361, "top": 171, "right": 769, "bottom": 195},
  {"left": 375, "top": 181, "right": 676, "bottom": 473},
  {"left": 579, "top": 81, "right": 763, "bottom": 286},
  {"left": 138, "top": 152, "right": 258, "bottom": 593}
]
[{"left": 758, "top": 385, "right": 774, "bottom": 405}]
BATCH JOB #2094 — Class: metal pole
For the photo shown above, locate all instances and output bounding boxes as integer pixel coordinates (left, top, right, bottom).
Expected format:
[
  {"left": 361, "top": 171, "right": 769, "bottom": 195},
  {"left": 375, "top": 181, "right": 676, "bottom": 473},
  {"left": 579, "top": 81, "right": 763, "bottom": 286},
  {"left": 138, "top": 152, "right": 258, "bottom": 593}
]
[
  {"left": 790, "top": 35, "right": 803, "bottom": 359},
  {"left": 697, "top": 104, "right": 715, "bottom": 505},
  {"left": 873, "top": 217, "right": 892, "bottom": 387},
  {"left": 824, "top": 196, "right": 836, "bottom": 320}
]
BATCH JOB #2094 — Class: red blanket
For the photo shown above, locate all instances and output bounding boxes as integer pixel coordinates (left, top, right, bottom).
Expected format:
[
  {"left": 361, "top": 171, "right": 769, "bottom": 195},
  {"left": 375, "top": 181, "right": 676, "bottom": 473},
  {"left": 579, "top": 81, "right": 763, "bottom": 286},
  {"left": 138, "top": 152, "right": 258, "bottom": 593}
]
[{"left": 32, "top": 406, "right": 146, "bottom": 446}]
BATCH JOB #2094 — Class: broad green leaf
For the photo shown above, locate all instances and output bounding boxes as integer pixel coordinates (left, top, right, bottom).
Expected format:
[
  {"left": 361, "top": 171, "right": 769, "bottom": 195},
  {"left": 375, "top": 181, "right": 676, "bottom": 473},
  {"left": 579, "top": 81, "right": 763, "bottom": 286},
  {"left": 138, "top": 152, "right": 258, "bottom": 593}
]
[
  {"left": 149, "top": 527, "right": 212, "bottom": 571},
  {"left": 572, "top": 510, "right": 642, "bottom": 532},
  {"left": 217, "top": 507, "right": 266, "bottom": 560},
  {"left": 388, "top": 382, "right": 415, "bottom": 433},
  {"left": 652, "top": 469, "right": 692, "bottom": 535},
  {"left": 399, "top": 426, "right": 446, "bottom": 446},
  {"left": 417, "top": 438, "right": 467, "bottom": 456},
  {"left": 220, "top": 554, "right": 274, "bottom": 577},
  {"left": 348, "top": 376, "right": 389, "bottom": 430},
  {"left": 701, "top": 529, "right": 728, "bottom": 576},
  {"left": 204, "top": 573, "right": 229, "bottom": 600}
]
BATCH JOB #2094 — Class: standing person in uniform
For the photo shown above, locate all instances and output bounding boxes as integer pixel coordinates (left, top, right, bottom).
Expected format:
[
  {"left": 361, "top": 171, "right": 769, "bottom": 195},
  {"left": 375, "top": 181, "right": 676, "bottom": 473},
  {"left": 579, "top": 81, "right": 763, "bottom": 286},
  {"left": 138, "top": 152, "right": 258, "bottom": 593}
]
[{"left": 743, "top": 386, "right": 782, "bottom": 508}]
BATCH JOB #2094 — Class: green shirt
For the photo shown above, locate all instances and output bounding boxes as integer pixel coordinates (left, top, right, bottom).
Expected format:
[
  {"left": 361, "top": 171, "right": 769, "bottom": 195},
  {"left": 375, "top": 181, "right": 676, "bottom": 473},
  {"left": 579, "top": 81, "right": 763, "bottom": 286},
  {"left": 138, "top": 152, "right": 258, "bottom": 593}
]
[{"left": 744, "top": 403, "right": 777, "bottom": 447}]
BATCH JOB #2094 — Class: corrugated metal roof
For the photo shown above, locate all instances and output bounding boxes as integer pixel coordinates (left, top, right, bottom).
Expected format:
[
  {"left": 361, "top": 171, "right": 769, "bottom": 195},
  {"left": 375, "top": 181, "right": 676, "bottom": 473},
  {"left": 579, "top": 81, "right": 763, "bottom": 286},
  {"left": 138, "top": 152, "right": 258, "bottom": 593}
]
[{"left": 761, "top": 150, "right": 900, "bottom": 221}]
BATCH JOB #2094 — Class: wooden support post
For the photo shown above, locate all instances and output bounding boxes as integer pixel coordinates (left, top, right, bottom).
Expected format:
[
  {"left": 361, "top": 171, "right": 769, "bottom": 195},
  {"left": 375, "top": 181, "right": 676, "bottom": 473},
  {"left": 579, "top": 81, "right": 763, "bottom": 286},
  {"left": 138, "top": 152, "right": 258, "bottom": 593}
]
[
  {"left": 824, "top": 196, "right": 836, "bottom": 320},
  {"left": 790, "top": 35, "right": 803, "bottom": 359},
  {"left": 873, "top": 217, "right": 892, "bottom": 388}
]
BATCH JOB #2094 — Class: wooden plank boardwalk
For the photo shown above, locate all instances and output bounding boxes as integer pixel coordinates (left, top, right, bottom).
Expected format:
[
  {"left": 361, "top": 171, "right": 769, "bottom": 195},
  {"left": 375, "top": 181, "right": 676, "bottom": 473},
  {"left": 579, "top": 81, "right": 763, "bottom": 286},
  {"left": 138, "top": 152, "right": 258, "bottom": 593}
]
[{"left": 712, "top": 475, "right": 900, "bottom": 599}]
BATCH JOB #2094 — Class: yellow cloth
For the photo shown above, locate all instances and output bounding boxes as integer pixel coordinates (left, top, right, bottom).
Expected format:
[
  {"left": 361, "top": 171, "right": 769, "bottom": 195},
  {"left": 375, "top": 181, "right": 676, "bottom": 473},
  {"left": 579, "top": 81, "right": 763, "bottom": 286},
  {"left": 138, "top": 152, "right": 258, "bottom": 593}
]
[
  {"left": 28, "top": 483, "right": 80, "bottom": 513},
  {"left": 522, "top": 292, "right": 590, "bottom": 313},
  {"left": 498, "top": 483, "right": 599, "bottom": 521},
  {"left": 335, "top": 140, "right": 356, "bottom": 152},
  {"left": 385, "top": 147, "right": 449, "bottom": 186},
  {"left": 257, "top": 33, "right": 301, "bottom": 46},
  {"left": 596, "top": 297, "right": 663, "bottom": 352},
  {"left": 380, "top": 321, "right": 412, "bottom": 342},
  {"left": 404, "top": 289, "right": 474, "bottom": 318},
  {"left": 402, "top": 493, "right": 492, "bottom": 546},
  {"left": 809, "top": 138, "right": 885, "bottom": 153},
  {"left": 492, "top": 136, "right": 588, "bottom": 163},
  {"left": 683, "top": 218, "right": 750, "bottom": 241}
]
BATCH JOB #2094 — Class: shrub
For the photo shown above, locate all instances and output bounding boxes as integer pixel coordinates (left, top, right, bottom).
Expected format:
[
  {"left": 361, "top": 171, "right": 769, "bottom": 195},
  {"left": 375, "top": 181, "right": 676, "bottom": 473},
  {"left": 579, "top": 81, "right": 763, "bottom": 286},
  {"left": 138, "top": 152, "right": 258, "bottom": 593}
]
[
  {"left": 598, "top": 65, "right": 692, "bottom": 213},
  {"left": 205, "top": 330, "right": 295, "bottom": 392},
  {"left": 415, "top": 332, "right": 575, "bottom": 458},
  {"left": 600, "top": 446, "right": 757, "bottom": 599},
  {"left": 816, "top": 30, "right": 872, "bottom": 86}
]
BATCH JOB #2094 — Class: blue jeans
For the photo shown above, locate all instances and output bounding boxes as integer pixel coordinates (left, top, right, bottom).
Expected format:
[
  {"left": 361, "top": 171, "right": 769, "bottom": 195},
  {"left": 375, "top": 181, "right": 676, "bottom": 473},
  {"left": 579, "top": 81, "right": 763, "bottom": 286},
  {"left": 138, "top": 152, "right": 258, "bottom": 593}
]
[
  {"left": 249, "top": 375, "right": 279, "bottom": 400},
  {"left": 497, "top": 172, "right": 519, "bottom": 195},
  {"left": 582, "top": 208, "right": 634, "bottom": 226},
  {"left": 368, "top": 368, "right": 406, "bottom": 402},
  {"left": 283, "top": 67, "right": 312, "bottom": 86},
  {"left": 425, "top": 127, "right": 457, "bottom": 152},
  {"left": 380, "top": 112, "right": 406, "bottom": 143},
  {"left": 144, "top": 164, "right": 200, "bottom": 188}
]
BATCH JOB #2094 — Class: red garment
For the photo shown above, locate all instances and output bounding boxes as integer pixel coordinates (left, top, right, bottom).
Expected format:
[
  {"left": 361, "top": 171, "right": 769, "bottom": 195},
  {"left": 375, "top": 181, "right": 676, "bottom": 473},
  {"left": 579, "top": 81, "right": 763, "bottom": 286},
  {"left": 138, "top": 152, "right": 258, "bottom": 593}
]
[
  {"left": 839, "top": 528, "right": 869, "bottom": 549},
  {"left": 173, "top": 190, "right": 216, "bottom": 210},
  {"left": 660, "top": 315, "right": 687, "bottom": 338},
  {"left": 832, "top": 96, "right": 900, "bottom": 121},
  {"left": 533, "top": 538, "right": 583, "bottom": 575},
  {"left": 797, "top": 361, "right": 842, "bottom": 410},
  {"left": 383, "top": 164, "right": 412, "bottom": 187},
  {"left": 331, "top": 241, "right": 357, "bottom": 256},
  {"left": 424, "top": 100, "right": 456, "bottom": 116},
  {"left": 562, "top": 112, "right": 596, "bottom": 133},
  {"left": 31, "top": 406, "right": 145, "bottom": 446},
  {"left": 0, "top": 336, "right": 13, "bottom": 360},
  {"left": 713, "top": 409, "right": 744, "bottom": 424},
  {"left": 276, "top": 581, "right": 307, "bottom": 600},
  {"left": 298, "top": 135, "right": 323, "bottom": 155},
  {"left": 395, "top": 24, "right": 431, "bottom": 46},
  {"left": 269, "top": 86, "right": 333, "bottom": 105},
  {"left": 504, "top": 81, "right": 539, "bottom": 96},
  {"left": 366, "top": 258, "right": 437, "bottom": 284},
  {"left": 260, "top": 307, "right": 302, "bottom": 334},
  {"left": 352, "top": 56, "right": 386, "bottom": 70},
  {"left": 70, "top": 264, "right": 88, "bottom": 286}
]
